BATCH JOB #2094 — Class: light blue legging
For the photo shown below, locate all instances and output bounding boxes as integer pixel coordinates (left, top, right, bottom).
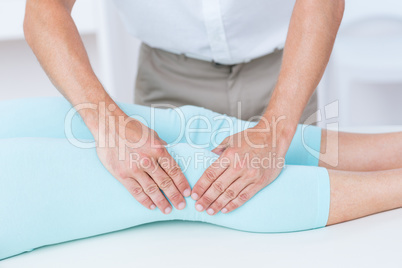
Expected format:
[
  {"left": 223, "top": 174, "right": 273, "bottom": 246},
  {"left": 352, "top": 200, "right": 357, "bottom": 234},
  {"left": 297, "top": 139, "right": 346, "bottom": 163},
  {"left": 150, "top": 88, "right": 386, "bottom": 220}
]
[{"left": 0, "top": 97, "right": 329, "bottom": 260}]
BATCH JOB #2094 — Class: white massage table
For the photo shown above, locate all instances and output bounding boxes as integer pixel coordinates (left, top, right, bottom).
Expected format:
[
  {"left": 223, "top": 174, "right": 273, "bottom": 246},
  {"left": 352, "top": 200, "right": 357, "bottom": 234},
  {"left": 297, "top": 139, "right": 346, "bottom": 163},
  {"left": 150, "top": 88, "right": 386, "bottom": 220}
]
[{"left": 2, "top": 126, "right": 402, "bottom": 268}]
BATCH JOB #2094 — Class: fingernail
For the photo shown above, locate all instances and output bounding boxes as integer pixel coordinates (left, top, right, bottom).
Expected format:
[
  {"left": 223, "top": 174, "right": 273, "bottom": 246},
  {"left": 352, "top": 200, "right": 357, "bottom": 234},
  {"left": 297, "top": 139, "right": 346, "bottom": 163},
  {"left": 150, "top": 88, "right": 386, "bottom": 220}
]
[
  {"left": 207, "top": 208, "right": 214, "bottom": 215},
  {"left": 164, "top": 207, "right": 172, "bottom": 214},
  {"left": 183, "top": 189, "right": 191, "bottom": 197},
  {"left": 191, "top": 193, "right": 199, "bottom": 200},
  {"left": 150, "top": 204, "right": 156, "bottom": 210},
  {"left": 221, "top": 208, "right": 228, "bottom": 213},
  {"left": 196, "top": 204, "right": 204, "bottom": 212},
  {"left": 178, "top": 202, "right": 186, "bottom": 210}
]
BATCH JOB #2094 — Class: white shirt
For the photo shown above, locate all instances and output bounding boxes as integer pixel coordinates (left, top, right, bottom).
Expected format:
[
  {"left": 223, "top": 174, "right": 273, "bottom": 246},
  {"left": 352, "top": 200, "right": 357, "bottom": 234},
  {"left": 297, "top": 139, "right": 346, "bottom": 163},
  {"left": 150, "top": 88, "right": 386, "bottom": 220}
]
[{"left": 112, "top": 0, "right": 296, "bottom": 65}]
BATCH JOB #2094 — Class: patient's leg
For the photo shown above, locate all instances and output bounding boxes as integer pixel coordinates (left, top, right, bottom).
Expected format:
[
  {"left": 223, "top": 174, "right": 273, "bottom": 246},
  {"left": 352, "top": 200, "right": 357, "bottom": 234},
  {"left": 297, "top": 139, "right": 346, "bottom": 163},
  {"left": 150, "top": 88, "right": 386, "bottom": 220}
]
[
  {"left": 327, "top": 168, "right": 402, "bottom": 225},
  {"left": 319, "top": 130, "right": 402, "bottom": 171}
]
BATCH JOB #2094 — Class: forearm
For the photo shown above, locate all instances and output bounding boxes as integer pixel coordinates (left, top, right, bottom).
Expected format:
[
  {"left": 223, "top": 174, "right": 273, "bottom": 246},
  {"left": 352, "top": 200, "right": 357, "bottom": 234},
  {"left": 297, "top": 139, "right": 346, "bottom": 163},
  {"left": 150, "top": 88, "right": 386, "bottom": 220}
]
[
  {"left": 23, "top": 0, "right": 124, "bottom": 134},
  {"left": 260, "top": 0, "right": 345, "bottom": 148}
]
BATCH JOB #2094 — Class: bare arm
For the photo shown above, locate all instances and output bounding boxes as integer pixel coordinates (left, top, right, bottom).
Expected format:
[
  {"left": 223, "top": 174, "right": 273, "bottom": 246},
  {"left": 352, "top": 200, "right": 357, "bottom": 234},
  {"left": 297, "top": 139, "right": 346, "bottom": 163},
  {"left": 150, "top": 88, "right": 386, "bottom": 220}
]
[
  {"left": 192, "top": 0, "right": 345, "bottom": 215},
  {"left": 24, "top": 0, "right": 108, "bottom": 119},
  {"left": 263, "top": 0, "right": 345, "bottom": 131},
  {"left": 24, "top": 0, "right": 191, "bottom": 213}
]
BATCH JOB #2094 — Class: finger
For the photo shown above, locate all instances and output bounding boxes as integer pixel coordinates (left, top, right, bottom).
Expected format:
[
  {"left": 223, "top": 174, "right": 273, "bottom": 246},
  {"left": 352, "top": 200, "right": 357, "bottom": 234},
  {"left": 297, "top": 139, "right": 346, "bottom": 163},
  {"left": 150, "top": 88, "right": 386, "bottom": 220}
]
[
  {"left": 211, "top": 137, "right": 230, "bottom": 155},
  {"left": 134, "top": 171, "right": 173, "bottom": 214},
  {"left": 191, "top": 156, "right": 230, "bottom": 201},
  {"left": 159, "top": 150, "right": 191, "bottom": 197},
  {"left": 145, "top": 163, "right": 187, "bottom": 210},
  {"left": 205, "top": 178, "right": 250, "bottom": 215},
  {"left": 194, "top": 171, "right": 239, "bottom": 213},
  {"left": 119, "top": 177, "right": 156, "bottom": 210},
  {"left": 221, "top": 183, "right": 259, "bottom": 214}
]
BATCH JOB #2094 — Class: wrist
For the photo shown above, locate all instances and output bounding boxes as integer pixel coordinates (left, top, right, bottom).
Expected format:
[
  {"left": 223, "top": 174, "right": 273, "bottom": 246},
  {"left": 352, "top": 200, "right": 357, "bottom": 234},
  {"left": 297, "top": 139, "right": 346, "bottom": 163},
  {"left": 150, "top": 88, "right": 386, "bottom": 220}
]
[
  {"left": 255, "top": 113, "right": 297, "bottom": 153},
  {"left": 73, "top": 97, "right": 127, "bottom": 140}
]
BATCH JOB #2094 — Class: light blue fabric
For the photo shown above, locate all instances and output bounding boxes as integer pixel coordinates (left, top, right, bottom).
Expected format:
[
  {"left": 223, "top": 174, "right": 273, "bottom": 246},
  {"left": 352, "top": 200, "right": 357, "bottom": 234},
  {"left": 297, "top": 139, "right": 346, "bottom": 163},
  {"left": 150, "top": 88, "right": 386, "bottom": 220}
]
[{"left": 0, "top": 97, "right": 329, "bottom": 260}]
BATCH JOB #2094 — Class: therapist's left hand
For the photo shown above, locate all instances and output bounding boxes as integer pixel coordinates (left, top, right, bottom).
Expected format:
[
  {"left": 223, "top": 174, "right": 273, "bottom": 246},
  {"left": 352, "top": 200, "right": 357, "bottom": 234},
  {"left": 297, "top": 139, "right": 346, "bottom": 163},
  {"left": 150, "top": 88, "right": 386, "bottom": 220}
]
[{"left": 191, "top": 121, "right": 292, "bottom": 215}]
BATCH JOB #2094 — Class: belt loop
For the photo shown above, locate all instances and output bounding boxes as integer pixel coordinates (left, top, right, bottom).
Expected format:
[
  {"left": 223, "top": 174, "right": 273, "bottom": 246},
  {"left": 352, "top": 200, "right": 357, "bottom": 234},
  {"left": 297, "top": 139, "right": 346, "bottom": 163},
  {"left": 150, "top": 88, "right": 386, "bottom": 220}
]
[{"left": 211, "top": 60, "right": 236, "bottom": 71}]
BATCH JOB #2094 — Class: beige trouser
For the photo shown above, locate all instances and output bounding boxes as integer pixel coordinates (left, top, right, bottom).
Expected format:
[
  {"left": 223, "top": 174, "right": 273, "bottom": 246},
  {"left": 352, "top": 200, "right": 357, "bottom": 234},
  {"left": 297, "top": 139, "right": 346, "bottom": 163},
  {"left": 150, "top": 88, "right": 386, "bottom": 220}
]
[{"left": 135, "top": 43, "right": 317, "bottom": 122}]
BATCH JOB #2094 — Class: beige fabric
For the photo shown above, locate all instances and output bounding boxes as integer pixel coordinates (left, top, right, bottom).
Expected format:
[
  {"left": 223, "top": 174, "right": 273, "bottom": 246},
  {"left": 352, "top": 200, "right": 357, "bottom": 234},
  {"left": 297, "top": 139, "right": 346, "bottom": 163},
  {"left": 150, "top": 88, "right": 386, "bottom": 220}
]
[{"left": 135, "top": 43, "right": 317, "bottom": 123}]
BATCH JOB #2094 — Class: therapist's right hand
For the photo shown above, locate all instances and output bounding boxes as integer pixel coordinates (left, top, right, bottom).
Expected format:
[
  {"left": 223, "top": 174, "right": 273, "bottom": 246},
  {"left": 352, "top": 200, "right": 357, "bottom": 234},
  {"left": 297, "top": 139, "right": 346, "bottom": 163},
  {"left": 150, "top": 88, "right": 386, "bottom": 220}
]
[
  {"left": 24, "top": 0, "right": 190, "bottom": 214},
  {"left": 94, "top": 112, "right": 191, "bottom": 214}
]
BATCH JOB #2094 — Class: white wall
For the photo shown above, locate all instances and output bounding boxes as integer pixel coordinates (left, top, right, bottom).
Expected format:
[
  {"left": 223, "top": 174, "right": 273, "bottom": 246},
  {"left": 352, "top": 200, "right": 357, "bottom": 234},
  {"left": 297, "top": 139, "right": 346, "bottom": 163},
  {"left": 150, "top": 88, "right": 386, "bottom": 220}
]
[
  {"left": 0, "top": 0, "right": 141, "bottom": 103},
  {"left": 0, "top": 35, "right": 99, "bottom": 100},
  {"left": 317, "top": 0, "right": 402, "bottom": 127}
]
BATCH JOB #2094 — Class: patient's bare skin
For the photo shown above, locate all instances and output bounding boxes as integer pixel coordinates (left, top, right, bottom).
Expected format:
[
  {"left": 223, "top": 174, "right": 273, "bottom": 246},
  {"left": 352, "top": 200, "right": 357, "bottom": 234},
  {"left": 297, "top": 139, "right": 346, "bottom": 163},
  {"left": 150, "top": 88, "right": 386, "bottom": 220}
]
[
  {"left": 320, "top": 130, "right": 402, "bottom": 225},
  {"left": 327, "top": 168, "right": 402, "bottom": 225}
]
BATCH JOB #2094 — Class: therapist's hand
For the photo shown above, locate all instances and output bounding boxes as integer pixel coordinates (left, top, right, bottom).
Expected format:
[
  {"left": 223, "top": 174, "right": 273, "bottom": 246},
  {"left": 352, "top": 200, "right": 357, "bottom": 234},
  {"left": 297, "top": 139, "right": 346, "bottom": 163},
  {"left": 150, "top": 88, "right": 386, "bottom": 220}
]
[
  {"left": 191, "top": 120, "right": 293, "bottom": 215},
  {"left": 23, "top": 0, "right": 190, "bottom": 215},
  {"left": 95, "top": 113, "right": 191, "bottom": 214},
  {"left": 190, "top": 0, "right": 345, "bottom": 213}
]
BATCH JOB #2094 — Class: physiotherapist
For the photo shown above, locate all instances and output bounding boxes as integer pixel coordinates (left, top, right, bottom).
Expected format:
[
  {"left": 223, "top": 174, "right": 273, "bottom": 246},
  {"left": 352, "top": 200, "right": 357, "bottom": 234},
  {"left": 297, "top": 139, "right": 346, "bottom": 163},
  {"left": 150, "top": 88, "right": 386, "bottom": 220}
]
[{"left": 23, "top": 0, "right": 345, "bottom": 215}]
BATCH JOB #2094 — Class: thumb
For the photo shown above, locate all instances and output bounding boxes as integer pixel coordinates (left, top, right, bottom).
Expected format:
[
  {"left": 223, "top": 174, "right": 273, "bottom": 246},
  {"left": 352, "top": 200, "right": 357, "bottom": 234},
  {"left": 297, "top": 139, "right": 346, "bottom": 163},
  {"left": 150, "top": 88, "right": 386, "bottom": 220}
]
[{"left": 211, "top": 137, "right": 230, "bottom": 155}]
